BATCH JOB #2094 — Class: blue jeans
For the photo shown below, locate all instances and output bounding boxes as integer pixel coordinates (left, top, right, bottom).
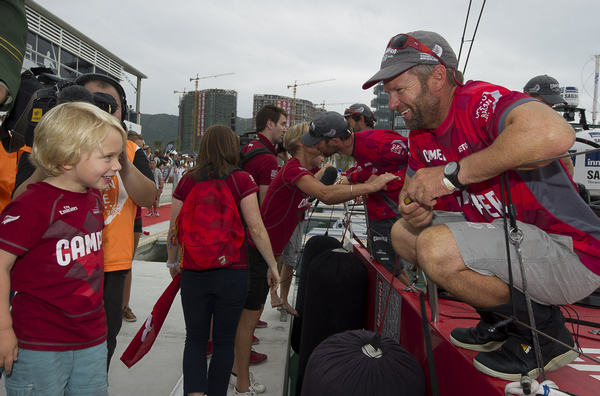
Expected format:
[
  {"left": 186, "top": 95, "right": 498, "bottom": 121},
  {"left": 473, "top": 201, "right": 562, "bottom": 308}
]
[
  {"left": 181, "top": 268, "right": 248, "bottom": 396},
  {"left": 3, "top": 342, "right": 108, "bottom": 396}
]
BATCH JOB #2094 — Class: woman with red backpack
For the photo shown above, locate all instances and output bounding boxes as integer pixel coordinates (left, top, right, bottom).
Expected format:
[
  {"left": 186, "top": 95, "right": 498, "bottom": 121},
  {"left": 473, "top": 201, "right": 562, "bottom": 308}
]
[{"left": 166, "top": 125, "right": 279, "bottom": 396}]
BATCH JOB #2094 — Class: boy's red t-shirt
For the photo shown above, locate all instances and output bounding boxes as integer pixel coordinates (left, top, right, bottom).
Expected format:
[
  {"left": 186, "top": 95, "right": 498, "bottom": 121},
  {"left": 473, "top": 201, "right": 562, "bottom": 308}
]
[{"left": 0, "top": 182, "right": 107, "bottom": 351}]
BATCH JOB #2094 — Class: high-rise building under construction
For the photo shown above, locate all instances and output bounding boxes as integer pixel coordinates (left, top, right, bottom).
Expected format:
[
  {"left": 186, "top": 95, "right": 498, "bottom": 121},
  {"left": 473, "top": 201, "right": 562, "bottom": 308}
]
[{"left": 177, "top": 89, "right": 237, "bottom": 153}]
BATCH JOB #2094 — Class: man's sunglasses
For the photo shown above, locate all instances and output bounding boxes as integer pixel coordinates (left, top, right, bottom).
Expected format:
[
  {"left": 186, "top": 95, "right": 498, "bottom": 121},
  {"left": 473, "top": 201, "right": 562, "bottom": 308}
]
[
  {"left": 387, "top": 34, "right": 449, "bottom": 69},
  {"left": 387, "top": 34, "right": 463, "bottom": 86}
]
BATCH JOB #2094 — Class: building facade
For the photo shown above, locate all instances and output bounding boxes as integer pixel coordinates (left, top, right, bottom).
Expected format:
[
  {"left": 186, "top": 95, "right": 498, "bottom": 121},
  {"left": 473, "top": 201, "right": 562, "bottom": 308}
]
[
  {"left": 177, "top": 89, "right": 238, "bottom": 153},
  {"left": 370, "top": 82, "right": 409, "bottom": 137},
  {"left": 252, "top": 94, "right": 324, "bottom": 129},
  {"left": 23, "top": 1, "right": 146, "bottom": 123}
]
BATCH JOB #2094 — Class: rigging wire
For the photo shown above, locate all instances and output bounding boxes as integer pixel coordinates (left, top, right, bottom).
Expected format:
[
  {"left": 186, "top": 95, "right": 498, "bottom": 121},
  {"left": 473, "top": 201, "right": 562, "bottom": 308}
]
[
  {"left": 457, "top": 0, "right": 472, "bottom": 66},
  {"left": 580, "top": 56, "right": 600, "bottom": 112},
  {"left": 457, "top": 0, "right": 487, "bottom": 76}
]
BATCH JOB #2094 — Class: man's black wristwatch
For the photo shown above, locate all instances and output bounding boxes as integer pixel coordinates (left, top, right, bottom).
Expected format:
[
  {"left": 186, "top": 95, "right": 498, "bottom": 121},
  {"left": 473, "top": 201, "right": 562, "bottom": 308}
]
[{"left": 443, "top": 161, "right": 467, "bottom": 191}]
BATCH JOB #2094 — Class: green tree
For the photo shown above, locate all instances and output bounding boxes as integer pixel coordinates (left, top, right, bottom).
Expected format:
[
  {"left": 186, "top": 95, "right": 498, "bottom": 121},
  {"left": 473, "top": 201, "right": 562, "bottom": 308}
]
[{"left": 154, "top": 139, "right": 164, "bottom": 152}]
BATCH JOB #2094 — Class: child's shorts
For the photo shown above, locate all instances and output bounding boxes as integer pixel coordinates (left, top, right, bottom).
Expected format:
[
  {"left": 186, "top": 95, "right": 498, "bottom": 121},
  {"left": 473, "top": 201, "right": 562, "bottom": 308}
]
[{"left": 3, "top": 341, "right": 108, "bottom": 396}]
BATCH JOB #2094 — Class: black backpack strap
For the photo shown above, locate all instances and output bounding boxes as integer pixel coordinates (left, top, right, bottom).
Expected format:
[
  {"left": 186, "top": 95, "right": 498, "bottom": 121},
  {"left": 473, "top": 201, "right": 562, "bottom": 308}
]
[
  {"left": 198, "top": 162, "right": 220, "bottom": 182},
  {"left": 239, "top": 138, "right": 275, "bottom": 166}
]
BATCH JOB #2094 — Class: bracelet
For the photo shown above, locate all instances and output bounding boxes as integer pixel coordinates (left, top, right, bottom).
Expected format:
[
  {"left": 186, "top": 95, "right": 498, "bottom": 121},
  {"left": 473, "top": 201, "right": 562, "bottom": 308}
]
[
  {"left": 350, "top": 184, "right": 353, "bottom": 198},
  {"left": 442, "top": 177, "right": 456, "bottom": 191},
  {"left": 166, "top": 261, "right": 180, "bottom": 268}
]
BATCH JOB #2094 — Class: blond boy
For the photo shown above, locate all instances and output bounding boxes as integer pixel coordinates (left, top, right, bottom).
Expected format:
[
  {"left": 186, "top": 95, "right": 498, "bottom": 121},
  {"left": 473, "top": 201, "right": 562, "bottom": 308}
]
[{"left": 0, "top": 102, "right": 125, "bottom": 395}]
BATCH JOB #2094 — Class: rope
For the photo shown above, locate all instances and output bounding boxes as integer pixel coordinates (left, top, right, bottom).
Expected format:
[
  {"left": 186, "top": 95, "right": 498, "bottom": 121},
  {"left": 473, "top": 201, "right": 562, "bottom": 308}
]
[
  {"left": 501, "top": 172, "right": 546, "bottom": 381},
  {"left": 505, "top": 379, "right": 574, "bottom": 396}
]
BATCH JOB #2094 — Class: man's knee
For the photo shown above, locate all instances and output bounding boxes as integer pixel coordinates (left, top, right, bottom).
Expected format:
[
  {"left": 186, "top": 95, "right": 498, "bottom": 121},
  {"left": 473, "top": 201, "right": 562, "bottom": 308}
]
[{"left": 415, "top": 225, "right": 455, "bottom": 270}]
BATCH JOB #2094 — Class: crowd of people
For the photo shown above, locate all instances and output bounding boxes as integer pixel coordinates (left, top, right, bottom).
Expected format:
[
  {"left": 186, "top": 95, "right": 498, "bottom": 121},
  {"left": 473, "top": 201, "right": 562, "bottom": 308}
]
[{"left": 1, "top": 2, "right": 600, "bottom": 394}]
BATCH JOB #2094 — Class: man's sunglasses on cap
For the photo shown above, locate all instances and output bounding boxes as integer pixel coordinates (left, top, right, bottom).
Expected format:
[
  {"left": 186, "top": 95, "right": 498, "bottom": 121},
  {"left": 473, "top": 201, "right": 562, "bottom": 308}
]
[
  {"left": 387, "top": 34, "right": 463, "bottom": 86},
  {"left": 387, "top": 34, "right": 449, "bottom": 69}
]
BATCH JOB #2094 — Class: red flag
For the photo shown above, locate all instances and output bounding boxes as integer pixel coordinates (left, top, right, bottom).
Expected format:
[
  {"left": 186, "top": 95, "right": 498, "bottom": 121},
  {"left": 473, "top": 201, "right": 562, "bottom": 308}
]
[{"left": 120, "top": 273, "right": 181, "bottom": 368}]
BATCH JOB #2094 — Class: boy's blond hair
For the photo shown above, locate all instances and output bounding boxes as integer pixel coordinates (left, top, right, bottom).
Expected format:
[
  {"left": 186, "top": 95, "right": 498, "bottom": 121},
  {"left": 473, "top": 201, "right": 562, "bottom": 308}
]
[
  {"left": 283, "top": 122, "right": 309, "bottom": 157},
  {"left": 31, "top": 102, "right": 127, "bottom": 177}
]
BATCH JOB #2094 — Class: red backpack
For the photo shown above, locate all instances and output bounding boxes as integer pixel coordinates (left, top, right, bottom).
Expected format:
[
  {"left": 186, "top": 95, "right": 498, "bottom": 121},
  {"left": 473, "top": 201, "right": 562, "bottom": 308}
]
[{"left": 175, "top": 166, "right": 245, "bottom": 270}]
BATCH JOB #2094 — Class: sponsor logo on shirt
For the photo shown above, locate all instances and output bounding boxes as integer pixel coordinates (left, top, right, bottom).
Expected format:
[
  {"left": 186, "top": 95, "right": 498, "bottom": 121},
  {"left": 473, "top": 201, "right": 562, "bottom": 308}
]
[
  {"left": 1, "top": 215, "right": 20, "bottom": 225},
  {"left": 270, "top": 169, "right": 278, "bottom": 179},
  {"left": 59, "top": 206, "right": 78, "bottom": 215},
  {"left": 458, "top": 142, "right": 469, "bottom": 153},
  {"left": 422, "top": 149, "right": 447, "bottom": 163},
  {"left": 92, "top": 202, "right": 102, "bottom": 215},
  {"left": 391, "top": 140, "right": 407, "bottom": 155},
  {"left": 455, "top": 189, "right": 503, "bottom": 218},
  {"left": 373, "top": 235, "right": 388, "bottom": 242},
  {"left": 56, "top": 231, "right": 103, "bottom": 266},
  {"left": 298, "top": 197, "right": 309, "bottom": 209},
  {"left": 475, "top": 90, "right": 502, "bottom": 121}
]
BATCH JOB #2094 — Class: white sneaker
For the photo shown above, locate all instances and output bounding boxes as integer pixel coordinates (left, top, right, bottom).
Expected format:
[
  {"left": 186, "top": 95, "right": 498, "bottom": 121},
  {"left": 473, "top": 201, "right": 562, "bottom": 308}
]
[
  {"left": 233, "top": 386, "right": 257, "bottom": 396},
  {"left": 229, "top": 372, "right": 266, "bottom": 394}
]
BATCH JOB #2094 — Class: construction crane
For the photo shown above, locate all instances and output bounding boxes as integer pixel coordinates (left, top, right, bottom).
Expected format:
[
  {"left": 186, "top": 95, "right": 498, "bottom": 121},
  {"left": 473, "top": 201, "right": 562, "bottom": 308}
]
[
  {"left": 189, "top": 73, "right": 234, "bottom": 150},
  {"left": 173, "top": 88, "right": 187, "bottom": 95},
  {"left": 287, "top": 79, "right": 334, "bottom": 124},
  {"left": 317, "top": 101, "right": 354, "bottom": 109}
]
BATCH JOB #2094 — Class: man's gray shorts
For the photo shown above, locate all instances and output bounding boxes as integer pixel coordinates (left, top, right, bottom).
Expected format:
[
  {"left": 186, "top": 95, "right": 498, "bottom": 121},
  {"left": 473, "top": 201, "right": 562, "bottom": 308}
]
[
  {"left": 431, "top": 211, "right": 600, "bottom": 306},
  {"left": 281, "top": 222, "right": 303, "bottom": 266}
]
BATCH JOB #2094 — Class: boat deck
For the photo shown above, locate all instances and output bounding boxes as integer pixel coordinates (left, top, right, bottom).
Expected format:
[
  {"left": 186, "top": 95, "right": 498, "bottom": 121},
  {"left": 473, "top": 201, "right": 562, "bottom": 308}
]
[{"left": 356, "top": 245, "right": 600, "bottom": 396}]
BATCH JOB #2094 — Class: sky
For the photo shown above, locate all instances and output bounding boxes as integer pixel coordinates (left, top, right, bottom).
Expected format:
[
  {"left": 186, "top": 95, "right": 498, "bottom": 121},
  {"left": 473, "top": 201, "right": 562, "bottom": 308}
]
[{"left": 33, "top": 0, "right": 600, "bottom": 123}]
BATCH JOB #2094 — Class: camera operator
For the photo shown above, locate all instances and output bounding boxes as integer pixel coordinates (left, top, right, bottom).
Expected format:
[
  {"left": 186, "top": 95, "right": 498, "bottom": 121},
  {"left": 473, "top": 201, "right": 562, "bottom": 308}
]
[{"left": 0, "top": 0, "right": 27, "bottom": 212}]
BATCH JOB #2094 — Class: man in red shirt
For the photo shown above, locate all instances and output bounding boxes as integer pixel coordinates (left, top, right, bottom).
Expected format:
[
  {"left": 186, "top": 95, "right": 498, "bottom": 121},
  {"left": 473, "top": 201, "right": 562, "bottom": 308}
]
[
  {"left": 241, "top": 105, "right": 288, "bottom": 204},
  {"left": 232, "top": 104, "right": 288, "bottom": 394},
  {"left": 302, "top": 108, "right": 411, "bottom": 285},
  {"left": 363, "top": 30, "right": 600, "bottom": 381}
]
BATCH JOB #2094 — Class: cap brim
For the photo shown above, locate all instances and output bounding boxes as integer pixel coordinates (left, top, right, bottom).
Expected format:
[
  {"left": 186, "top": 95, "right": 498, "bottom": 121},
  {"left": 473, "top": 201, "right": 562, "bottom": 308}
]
[
  {"left": 362, "top": 61, "right": 417, "bottom": 90},
  {"left": 300, "top": 131, "right": 323, "bottom": 146},
  {"left": 540, "top": 93, "right": 567, "bottom": 105}
]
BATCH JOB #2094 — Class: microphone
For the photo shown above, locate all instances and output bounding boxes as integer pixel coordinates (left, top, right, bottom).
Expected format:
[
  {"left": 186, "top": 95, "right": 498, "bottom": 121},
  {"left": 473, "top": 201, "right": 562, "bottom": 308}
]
[
  {"left": 320, "top": 165, "right": 339, "bottom": 186},
  {"left": 57, "top": 84, "right": 95, "bottom": 105},
  {"left": 309, "top": 166, "right": 338, "bottom": 203},
  {"left": 310, "top": 166, "right": 339, "bottom": 208}
]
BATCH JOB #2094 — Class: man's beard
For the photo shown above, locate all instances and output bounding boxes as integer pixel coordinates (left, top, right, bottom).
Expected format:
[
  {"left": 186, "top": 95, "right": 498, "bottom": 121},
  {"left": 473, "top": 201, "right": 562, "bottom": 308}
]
[{"left": 404, "top": 83, "right": 442, "bottom": 130}]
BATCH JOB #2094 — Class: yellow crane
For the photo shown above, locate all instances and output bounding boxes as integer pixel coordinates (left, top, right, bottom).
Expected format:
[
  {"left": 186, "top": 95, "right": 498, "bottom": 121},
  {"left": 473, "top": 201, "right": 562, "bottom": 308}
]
[
  {"left": 317, "top": 101, "right": 354, "bottom": 109},
  {"left": 287, "top": 79, "right": 335, "bottom": 124},
  {"left": 189, "top": 73, "right": 234, "bottom": 150},
  {"left": 173, "top": 88, "right": 187, "bottom": 95}
]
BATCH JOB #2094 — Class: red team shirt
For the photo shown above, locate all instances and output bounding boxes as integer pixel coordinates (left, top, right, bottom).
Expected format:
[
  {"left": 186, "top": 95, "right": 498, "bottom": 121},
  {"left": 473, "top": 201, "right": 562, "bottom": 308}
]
[
  {"left": 0, "top": 182, "right": 106, "bottom": 351},
  {"left": 241, "top": 134, "right": 279, "bottom": 187},
  {"left": 173, "top": 170, "right": 259, "bottom": 269},
  {"left": 407, "top": 80, "right": 600, "bottom": 276},
  {"left": 347, "top": 130, "right": 409, "bottom": 221},
  {"left": 249, "top": 158, "right": 312, "bottom": 256}
]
